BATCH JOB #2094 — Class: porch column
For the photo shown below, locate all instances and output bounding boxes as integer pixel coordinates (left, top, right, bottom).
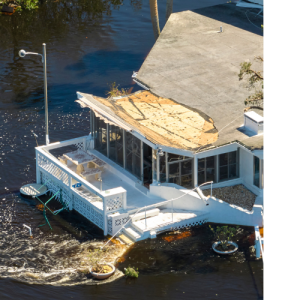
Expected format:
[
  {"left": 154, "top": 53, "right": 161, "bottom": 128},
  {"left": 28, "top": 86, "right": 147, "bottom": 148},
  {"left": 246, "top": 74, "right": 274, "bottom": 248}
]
[
  {"left": 193, "top": 157, "right": 198, "bottom": 187},
  {"left": 157, "top": 150, "right": 160, "bottom": 183},
  {"left": 152, "top": 149, "right": 156, "bottom": 183},
  {"left": 259, "top": 159, "right": 263, "bottom": 189}
]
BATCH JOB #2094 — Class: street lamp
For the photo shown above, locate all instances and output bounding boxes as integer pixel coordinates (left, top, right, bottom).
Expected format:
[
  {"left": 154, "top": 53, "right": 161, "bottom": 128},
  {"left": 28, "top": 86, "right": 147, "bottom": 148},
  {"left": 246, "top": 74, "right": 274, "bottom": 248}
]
[{"left": 19, "top": 43, "right": 49, "bottom": 145}]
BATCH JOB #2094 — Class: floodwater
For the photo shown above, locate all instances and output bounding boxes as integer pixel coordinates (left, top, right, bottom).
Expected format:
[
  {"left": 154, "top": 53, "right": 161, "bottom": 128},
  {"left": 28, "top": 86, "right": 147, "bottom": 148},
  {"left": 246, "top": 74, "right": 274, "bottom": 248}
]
[{"left": 0, "top": 0, "right": 263, "bottom": 299}]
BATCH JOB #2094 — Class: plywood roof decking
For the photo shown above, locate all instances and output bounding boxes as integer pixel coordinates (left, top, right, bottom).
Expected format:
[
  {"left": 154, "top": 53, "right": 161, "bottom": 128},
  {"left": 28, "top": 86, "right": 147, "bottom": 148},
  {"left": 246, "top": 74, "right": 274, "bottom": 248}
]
[{"left": 89, "top": 90, "right": 218, "bottom": 151}]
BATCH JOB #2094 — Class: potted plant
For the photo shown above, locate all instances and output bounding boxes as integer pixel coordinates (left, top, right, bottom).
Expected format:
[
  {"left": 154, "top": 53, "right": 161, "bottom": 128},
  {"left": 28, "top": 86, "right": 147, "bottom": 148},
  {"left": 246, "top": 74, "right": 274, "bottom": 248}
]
[
  {"left": 209, "top": 225, "right": 239, "bottom": 255},
  {"left": 88, "top": 248, "right": 115, "bottom": 280}
]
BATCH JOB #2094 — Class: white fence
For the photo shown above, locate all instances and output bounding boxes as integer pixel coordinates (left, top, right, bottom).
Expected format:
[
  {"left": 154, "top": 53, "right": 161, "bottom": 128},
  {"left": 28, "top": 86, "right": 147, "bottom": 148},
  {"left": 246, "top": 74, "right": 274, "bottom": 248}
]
[{"left": 36, "top": 136, "right": 127, "bottom": 235}]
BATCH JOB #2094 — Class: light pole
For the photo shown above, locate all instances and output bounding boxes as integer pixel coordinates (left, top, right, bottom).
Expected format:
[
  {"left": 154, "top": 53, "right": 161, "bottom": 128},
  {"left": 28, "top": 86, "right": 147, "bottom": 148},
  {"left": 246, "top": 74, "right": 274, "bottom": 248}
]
[{"left": 19, "top": 43, "right": 49, "bottom": 145}]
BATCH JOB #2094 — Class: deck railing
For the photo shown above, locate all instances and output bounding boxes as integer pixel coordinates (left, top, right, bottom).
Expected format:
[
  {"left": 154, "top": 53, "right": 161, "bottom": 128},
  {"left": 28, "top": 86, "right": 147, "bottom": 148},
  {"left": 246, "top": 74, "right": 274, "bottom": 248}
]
[
  {"left": 35, "top": 136, "right": 126, "bottom": 235},
  {"left": 254, "top": 225, "right": 264, "bottom": 260}
]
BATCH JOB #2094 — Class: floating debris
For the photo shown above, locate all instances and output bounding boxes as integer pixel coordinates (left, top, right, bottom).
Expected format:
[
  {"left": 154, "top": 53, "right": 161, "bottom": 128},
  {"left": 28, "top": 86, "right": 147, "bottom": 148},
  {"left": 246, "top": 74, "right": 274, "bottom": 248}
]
[{"left": 163, "top": 230, "right": 192, "bottom": 243}]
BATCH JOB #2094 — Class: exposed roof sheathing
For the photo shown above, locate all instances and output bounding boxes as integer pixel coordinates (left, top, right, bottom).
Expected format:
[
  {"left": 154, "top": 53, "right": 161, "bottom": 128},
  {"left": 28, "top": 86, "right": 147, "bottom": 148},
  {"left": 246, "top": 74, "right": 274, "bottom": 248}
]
[{"left": 78, "top": 90, "right": 218, "bottom": 151}]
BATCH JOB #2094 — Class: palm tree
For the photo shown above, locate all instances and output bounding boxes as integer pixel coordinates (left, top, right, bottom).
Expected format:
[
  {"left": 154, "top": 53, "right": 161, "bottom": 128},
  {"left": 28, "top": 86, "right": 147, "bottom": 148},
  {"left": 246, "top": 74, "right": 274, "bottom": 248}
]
[
  {"left": 149, "top": 0, "right": 160, "bottom": 40},
  {"left": 166, "top": 0, "right": 173, "bottom": 21}
]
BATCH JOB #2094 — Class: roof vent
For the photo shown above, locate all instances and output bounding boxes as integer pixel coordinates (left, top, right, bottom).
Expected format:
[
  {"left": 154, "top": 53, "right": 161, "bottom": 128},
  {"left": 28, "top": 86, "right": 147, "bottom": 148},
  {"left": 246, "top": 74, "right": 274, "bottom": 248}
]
[{"left": 244, "top": 111, "right": 263, "bottom": 134}]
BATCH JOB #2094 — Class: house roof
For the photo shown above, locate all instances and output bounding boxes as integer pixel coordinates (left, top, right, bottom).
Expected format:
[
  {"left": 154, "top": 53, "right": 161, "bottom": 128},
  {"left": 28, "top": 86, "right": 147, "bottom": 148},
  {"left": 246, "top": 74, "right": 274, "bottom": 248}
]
[
  {"left": 135, "top": 4, "right": 263, "bottom": 152},
  {"left": 77, "top": 90, "right": 218, "bottom": 151}
]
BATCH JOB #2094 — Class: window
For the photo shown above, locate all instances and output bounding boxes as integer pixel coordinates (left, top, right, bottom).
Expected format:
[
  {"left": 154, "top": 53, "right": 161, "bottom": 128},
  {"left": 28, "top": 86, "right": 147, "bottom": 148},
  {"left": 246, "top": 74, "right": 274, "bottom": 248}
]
[
  {"left": 94, "top": 119, "right": 107, "bottom": 156},
  {"left": 198, "top": 156, "right": 215, "bottom": 185},
  {"left": 125, "top": 131, "right": 141, "bottom": 180},
  {"left": 253, "top": 156, "right": 261, "bottom": 188},
  {"left": 168, "top": 158, "right": 193, "bottom": 189},
  {"left": 219, "top": 150, "right": 239, "bottom": 181},
  {"left": 108, "top": 125, "right": 123, "bottom": 166},
  {"left": 159, "top": 153, "right": 166, "bottom": 183}
]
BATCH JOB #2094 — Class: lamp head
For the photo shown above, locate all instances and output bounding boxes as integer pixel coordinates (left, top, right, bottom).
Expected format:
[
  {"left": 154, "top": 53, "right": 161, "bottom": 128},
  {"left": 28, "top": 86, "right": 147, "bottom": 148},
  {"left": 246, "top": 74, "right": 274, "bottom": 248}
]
[
  {"left": 19, "top": 50, "right": 27, "bottom": 58},
  {"left": 157, "top": 148, "right": 164, "bottom": 156}
]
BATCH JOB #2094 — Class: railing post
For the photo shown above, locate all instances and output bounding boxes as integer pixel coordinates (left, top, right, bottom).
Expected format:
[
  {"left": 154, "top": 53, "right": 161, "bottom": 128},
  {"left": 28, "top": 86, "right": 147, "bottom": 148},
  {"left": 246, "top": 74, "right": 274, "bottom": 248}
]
[
  {"left": 172, "top": 200, "right": 174, "bottom": 223},
  {"left": 211, "top": 182, "right": 213, "bottom": 197},
  {"left": 35, "top": 148, "right": 41, "bottom": 184},
  {"left": 68, "top": 175, "right": 73, "bottom": 210},
  {"left": 103, "top": 195, "right": 108, "bottom": 235},
  {"left": 123, "top": 190, "right": 127, "bottom": 210}
]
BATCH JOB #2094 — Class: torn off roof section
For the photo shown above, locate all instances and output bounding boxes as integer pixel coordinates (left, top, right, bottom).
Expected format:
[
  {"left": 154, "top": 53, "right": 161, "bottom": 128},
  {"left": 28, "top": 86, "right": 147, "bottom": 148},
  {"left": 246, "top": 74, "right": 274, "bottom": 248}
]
[{"left": 77, "top": 90, "right": 218, "bottom": 151}]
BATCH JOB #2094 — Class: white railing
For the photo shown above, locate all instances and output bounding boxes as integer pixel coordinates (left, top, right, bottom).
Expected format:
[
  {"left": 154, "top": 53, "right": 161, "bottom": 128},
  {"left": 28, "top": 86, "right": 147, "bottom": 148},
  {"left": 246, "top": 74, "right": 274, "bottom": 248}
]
[
  {"left": 254, "top": 225, "right": 264, "bottom": 260},
  {"left": 35, "top": 136, "right": 126, "bottom": 235},
  {"left": 104, "top": 182, "right": 212, "bottom": 245},
  {"left": 138, "top": 181, "right": 212, "bottom": 231}
]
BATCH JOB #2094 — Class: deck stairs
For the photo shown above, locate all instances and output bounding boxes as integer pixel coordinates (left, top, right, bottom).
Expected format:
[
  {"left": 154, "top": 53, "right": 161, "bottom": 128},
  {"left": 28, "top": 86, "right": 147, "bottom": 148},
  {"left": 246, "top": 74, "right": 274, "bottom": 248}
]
[{"left": 117, "top": 207, "right": 210, "bottom": 244}]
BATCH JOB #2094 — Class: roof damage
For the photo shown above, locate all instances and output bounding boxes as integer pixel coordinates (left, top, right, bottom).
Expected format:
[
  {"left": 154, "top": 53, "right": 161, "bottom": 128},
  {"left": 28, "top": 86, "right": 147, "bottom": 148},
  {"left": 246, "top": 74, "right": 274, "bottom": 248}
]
[{"left": 77, "top": 90, "right": 218, "bottom": 151}]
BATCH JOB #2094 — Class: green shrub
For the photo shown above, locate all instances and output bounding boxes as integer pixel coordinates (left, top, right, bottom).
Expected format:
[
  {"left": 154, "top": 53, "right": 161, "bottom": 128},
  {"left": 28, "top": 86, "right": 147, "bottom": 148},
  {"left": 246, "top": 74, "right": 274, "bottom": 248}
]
[
  {"left": 106, "top": 82, "right": 130, "bottom": 98},
  {"left": 20, "top": 0, "right": 39, "bottom": 10},
  {"left": 124, "top": 266, "right": 139, "bottom": 278},
  {"left": 209, "top": 225, "right": 239, "bottom": 250},
  {"left": 2, "top": 0, "right": 38, "bottom": 11}
]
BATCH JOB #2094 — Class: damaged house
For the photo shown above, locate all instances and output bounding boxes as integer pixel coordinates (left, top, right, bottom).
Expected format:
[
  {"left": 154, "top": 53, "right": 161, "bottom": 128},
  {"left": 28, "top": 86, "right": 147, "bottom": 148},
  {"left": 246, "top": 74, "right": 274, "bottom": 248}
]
[{"left": 35, "top": 5, "right": 263, "bottom": 242}]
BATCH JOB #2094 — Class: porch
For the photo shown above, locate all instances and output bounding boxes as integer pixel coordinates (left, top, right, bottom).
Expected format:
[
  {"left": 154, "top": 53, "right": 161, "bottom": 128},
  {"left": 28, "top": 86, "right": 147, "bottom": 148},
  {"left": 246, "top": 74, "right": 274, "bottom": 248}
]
[{"left": 35, "top": 135, "right": 208, "bottom": 242}]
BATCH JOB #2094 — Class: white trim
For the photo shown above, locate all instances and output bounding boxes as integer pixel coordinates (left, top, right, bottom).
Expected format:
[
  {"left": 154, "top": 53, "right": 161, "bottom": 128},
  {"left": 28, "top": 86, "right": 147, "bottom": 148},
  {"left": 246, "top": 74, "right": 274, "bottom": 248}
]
[
  {"left": 195, "top": 143, "right": 238, "bottom": 159},
  {"left": 77, "top": 92, "right": 133, "bottom": 132}
]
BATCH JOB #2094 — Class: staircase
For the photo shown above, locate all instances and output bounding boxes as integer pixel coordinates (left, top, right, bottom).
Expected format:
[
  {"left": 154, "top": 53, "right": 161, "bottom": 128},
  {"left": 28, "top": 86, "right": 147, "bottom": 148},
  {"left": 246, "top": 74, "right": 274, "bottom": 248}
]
[{"left": 117, "top": 207, "right": 210, "bottom": 244}]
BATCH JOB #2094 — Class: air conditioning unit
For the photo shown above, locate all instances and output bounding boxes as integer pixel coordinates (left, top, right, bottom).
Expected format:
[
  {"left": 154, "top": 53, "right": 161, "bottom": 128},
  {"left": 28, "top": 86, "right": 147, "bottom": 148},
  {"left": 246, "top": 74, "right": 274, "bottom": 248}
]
[{"left": 244, "top": 111, "right": 263, "bottom": 134}]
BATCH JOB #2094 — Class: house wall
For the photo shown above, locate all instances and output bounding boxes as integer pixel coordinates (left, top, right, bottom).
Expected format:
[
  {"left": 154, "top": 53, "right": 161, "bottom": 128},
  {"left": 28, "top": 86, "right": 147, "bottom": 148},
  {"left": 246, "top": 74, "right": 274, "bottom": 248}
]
[
  {"left": 239, "top": 147, "right": 262, "bottom": 196},
  {"left": 150, "top": 184, "right": 263, "bottom": 227}
]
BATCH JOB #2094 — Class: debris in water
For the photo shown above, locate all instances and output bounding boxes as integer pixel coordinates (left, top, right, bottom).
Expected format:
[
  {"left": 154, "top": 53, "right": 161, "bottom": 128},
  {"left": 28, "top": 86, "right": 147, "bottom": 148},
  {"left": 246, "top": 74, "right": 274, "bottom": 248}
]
[{"left": 163, "top": 230, "right": 192, "bottom": 242}]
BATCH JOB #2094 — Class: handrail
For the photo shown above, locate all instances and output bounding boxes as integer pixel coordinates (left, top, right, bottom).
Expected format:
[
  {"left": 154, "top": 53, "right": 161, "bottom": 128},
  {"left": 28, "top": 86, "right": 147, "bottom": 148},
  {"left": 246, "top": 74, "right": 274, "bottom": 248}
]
[
  {"left": 38, "top": 135, "right": 89, "bottom": 152},
  {"left": 102, "top": 182, "right": 211, "bottom": 249},
  {"left": 258, "top": 235, "right": 264, "bottom": 260},
  {"left": 36, "top": 147, "right": 104, "bottom": 200}
]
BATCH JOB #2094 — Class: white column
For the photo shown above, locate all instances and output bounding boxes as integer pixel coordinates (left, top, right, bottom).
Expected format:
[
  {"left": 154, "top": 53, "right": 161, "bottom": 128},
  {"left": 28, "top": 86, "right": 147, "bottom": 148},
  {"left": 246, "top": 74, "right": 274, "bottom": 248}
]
[
  {"left": 157, "top": 151, "right": 160, "bottom": 183},
  {"left": 123, "top": 190, "right": 127, "bottom": 210},
  {"left": 36, "top": 149, "right": 41, "bottom": 184},
  {"left": 103, "top": 196, "right": 108, "bottom": 235},
  {"left": 68, "top": 175, "right": 73, "bottom": 210},
  {"left": 193, "top": 156, "right": 198, "bottom": 187}
]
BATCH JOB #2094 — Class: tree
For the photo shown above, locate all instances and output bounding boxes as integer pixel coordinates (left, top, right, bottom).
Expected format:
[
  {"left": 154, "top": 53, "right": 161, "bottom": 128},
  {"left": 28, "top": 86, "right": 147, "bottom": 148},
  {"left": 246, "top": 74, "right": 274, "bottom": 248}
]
[
  {"left": 239, "top": 56, "right": 263, "bottom": 111},
  {"left": 149, "top": 0, "right": 160, "bottom": 40}
]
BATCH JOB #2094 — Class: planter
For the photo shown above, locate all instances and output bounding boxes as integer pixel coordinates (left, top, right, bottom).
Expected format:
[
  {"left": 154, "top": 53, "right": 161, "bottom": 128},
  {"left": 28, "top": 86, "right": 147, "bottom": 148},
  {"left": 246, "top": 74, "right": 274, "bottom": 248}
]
[
  {"left": 90, "top": 263, "right": 115, "bottom": 280},
  {"left": 212, "top": 241, "right": 238, "bottom": 255}
]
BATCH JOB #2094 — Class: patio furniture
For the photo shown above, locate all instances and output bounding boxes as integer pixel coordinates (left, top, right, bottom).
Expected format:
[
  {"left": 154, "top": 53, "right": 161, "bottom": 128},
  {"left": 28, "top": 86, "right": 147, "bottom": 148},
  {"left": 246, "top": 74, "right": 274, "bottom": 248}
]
[
  {"left": 80, "top": 168, "right": 102, "bottom": 181},
  {"left": 90, "top": 158, "right": 106, "bottom": 171},
  {"left": 63, "top": 149, "right": 96, "bottom": 175},
  {"left": 58, "top": 156, "right": 68, "bottom": 165}
]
